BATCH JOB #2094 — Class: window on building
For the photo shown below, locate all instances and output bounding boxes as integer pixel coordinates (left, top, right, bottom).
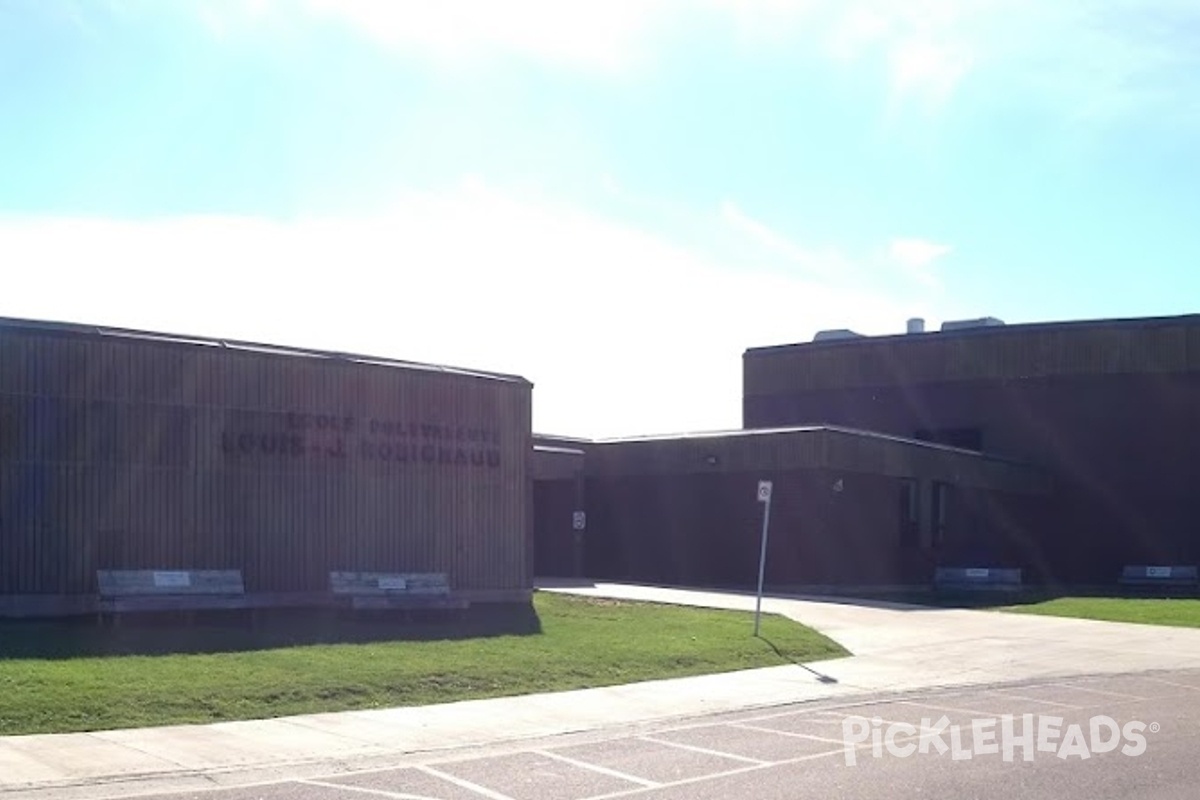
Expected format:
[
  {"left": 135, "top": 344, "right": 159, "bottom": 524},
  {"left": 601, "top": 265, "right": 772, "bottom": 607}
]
[{"left": 899, "top": 479, "right": 919, "bottom": 547}]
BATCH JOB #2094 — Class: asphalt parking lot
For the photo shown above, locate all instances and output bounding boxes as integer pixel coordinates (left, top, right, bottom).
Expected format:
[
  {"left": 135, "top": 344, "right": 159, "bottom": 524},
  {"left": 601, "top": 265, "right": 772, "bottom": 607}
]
[{"left": 106, "top": 668, "right": 1200, "bottom": 800}]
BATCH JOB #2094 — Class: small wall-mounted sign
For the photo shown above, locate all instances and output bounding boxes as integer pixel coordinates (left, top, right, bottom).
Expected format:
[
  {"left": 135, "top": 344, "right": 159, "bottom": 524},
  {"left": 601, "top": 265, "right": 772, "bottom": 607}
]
[
  {"left": 757, "top": 480, "right": 773, "bottom": 503},
  {"left": 572, "top": 511, "right": 587, "bottom": 531},
  {"left": 377, "top": 576, "right": 408, "bottom": 590},
  {"left": 153, "top": 571, "right": 191, "bottom": 589}
]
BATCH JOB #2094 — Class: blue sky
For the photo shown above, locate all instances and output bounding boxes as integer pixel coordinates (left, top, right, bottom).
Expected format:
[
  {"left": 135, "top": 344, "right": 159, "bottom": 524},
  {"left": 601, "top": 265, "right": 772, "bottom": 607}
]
[{"left": 2, "top": 0, "right": 1198, "bottom": 436}]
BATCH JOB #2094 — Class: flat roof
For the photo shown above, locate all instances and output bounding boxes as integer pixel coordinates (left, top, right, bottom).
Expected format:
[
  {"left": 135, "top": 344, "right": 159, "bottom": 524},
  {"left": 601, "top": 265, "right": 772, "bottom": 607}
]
[
  {"left": 533, "top": 433, "right": 596, "bottom": 445},
  {"left": 579, "top": 425, "right": 1050, "bottom": 494},
  {"left": 537, "top": 424, "right": 1042, "bottom": 467},
  {"left": 533, "top": 445, "right": 587, "bottom": 456},
  {"left": 744, "top": 312, "right": 1200, "bottom": 356},
  {"left": 0, "top": 315, "right": 531, "bottom": 385},
  {"left": 590, "top": 424, "right": 1029, "bottom": 461}
]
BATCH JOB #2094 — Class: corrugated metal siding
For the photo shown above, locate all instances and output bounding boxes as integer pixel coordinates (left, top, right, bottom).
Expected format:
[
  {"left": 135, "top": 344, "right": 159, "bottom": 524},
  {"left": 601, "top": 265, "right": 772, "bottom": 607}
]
[
  {"left": 1189, "top": 324, "right": 1200, "bottom": 367},
  {"left": 532, "top": 448, "right": 585, "bottom": 481},
  {"left": 582, "top": 467, "right": 1053, "bottom": 589},
  {"left": 0, "top": 327, "right": 531, "bottom": 604},
  {"left": 587, "top": 433, "right": 824, "bottom": 477},
  {"left": 584, "top": 470, "right": 942, "bottom": 588},
  {"left": 745, "top": 318, "right": 1200, "bottom": 396},
  {"left": 744, "top": 365, "right": 1200, "bottom": 582},
  {"left": 585, "top": 429, "right": 1048, "bottom": 495}
]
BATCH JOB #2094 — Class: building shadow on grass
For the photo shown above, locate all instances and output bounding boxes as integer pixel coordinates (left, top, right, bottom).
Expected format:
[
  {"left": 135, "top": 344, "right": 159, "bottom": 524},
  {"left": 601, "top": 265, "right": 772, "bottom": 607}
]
[{"left": 0, "top": 602, "right": 543, "bottom": 660}]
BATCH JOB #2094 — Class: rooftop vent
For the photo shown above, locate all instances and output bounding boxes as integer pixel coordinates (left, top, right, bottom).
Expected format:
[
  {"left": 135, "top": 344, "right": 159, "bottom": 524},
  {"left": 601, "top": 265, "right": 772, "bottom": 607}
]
[
  {"left": 906, "top": 317, "right": 926, "bottom": 334},
  {"left": 813, "top": 329, "right": 866, "bottom": 342},
  {"left": 940, "top": 317, "right": 1005, "bottom": 332}
]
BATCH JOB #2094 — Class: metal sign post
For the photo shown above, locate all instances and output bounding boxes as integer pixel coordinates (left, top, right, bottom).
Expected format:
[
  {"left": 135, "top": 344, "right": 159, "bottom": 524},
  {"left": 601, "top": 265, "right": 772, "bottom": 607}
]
[{"left": 754, "top": 480, "right": 773, "bottom": 637}]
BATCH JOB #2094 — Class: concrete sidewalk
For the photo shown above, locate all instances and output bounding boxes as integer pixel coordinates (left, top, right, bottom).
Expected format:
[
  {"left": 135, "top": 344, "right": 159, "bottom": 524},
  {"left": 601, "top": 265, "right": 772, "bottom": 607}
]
[
  {"left": 4, "top": 583, "right": 1200, "bottom": 797},
  {"left": 542, "top": 582, "right": 1200, "bottom": 688}
]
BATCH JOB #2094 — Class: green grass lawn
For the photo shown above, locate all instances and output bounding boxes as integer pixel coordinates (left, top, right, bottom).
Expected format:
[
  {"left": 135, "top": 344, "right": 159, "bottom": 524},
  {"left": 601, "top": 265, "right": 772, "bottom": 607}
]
[
  {"left": 1001, "top": 596, "right": 1200, "bottom": 628},
  {"left": 0, "top": 592, "right": 847, "bottom": 736}
]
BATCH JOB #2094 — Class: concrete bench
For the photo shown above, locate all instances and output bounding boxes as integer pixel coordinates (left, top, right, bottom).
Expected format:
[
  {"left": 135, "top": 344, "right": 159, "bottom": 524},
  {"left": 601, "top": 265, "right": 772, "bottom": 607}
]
[
  {"left": 329, "top": 571, "right": 469, "bottom": 612},
  {"left": 934, "top": 566, "right": 1023, "bottom": 591},
  {"left": 97, "top": 569, "right": 248, "bottom": 615},
  {"left": 1119, "top": 565, "right": 1199, "bottom": 588}
]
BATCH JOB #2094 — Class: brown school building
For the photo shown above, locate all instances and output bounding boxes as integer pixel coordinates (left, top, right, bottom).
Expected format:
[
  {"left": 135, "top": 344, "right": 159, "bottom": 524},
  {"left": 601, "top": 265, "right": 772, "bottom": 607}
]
[
  {"left": 535, "top": 314, "right": 1200, "bottom": 592},
  {"left": 1, "top": 312, "right": 1198, "bottom": 616},
  {"left": 0, "top": 317, "right": 532, "bottom": 617}
]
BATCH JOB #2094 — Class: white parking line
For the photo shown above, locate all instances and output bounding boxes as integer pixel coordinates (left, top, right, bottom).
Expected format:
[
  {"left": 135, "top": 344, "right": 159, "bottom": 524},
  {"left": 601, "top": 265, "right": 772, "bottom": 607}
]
[
  {"left": 722, "top": 685, "right": 1060, "bottom": 729},
  {"left": 729, "top": 722, "right": 850, "bottom": 746},
  {"left": 89, "top": 676, "right": 1200, "bottom": 800},
  {"left": 578, "top": 739, "right": 892, "bottom": 800},
  {"left": 533, "top": 748, "right": 661, "bottom": 788},
  {"left": 299, "top": 778, "right": 443, "bottom": 799},
  {"left": 636, "top": 735, "right": 770, "bottom": 765},
  {"left": 985, "top": 691, "right": 1084, "bottom": 709},
  {"left": 897, "top": 700, "right": 1005, "bottom": 717},
  {"left": 815, "top": 711, "right": 928, "bottom": 730},
  {"left": 1039, "top": 682, "right": 1148, "bottom": 701},
  {"left": 416, "top": 765, "right": 517, "bottom": 800},
  {"left": 1141, "top": 676, "right": 1200, "bottom": 694},
  {"left": 86, "top": 727, "right": 921, "bottom": 800},
  {"left": 653, "top": 704, "right": 837, "bottom": 732},
  {"left": 578, "top": 760, "right": 769, "bottom": 800}
]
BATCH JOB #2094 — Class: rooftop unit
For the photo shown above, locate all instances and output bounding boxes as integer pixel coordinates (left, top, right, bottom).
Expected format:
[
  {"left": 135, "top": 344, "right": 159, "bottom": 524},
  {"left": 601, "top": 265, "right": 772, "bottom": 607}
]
[
  {"left": 940, "top": 317, "right": 1006, "bottom": 332},
  {"left": 812, "top": 329, "right": 866, "bottom": 342}
]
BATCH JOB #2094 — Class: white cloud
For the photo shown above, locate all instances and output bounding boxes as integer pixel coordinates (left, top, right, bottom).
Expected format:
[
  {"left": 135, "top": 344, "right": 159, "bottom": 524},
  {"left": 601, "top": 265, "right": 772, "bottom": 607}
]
[
  {"left": 719, "top": 0, "right": 1199, "bottom": 122},
  {"left": 888, "top": 39, "right": 974, "bottom": 108},
  {"left": 1001, "top": 2, "right": 1200, "bottom": 128},
  {"left": 889, "top": 237, "right": 951, "bottom": 289},
  {"left": 863, "top": 0, "right": 1199, "bottom": 121},
  {"left": 889, "top": 237, "right": 951, "bottom": 268},
  {"left": 194, "top": 0, "right": 273, "bottom": 38},
  {"left": 705, "top": 0, "right": 824, "bottom": 46},
  {"left": 277, "top": 0, "right": 965, "bottom": 109},
  {"left": 721, "top": 202, "right": 952, "bottom": 300},
  {"left": 303, "top": 0, "right": 677, "bottom": 74},
  {"left": 0, "top": 183, "right": 928, "bottom": 439},
  {"left": 827, "top": 7, "right": 890, "bottom": 61},
  {"left": 298, "top": 0, "right": 819, "bottom": 72},
  {"left": 699, "top": 0, "right": 986, "bottom": 109},
  {"left": 169, "top": 0, "right": 1197, "bottom": 127},
  {"left": 719, "top": 201, "right": 851, "bottom": 280},
  {"left": 831, "top": 0, "right": 994, "bottom": 113}
]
